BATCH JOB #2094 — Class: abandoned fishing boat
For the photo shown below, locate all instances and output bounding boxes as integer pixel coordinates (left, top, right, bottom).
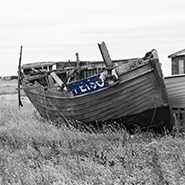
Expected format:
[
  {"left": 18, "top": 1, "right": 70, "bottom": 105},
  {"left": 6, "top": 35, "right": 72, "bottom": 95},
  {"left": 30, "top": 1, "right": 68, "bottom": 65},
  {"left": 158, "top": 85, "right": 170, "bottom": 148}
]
[{"left": 18, "top": 42, "right": 174, "bottom": 132}]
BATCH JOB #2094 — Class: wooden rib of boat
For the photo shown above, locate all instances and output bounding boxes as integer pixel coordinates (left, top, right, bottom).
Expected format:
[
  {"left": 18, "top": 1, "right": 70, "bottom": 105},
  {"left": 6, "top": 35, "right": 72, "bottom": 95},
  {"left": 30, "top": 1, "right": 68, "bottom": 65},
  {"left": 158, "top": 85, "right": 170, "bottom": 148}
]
[
  {"left": 164, "top": 74, "right": 185, "bottom": 108},
  {"left": 18, "top": 42, "right": 174, "bottom": 132}
]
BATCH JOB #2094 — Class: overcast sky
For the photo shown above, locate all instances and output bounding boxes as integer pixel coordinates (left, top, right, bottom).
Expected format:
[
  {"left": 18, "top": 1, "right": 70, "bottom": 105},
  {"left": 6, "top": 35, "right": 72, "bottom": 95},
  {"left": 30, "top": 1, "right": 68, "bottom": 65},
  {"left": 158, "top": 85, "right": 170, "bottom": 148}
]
[{"left": 1, "top": 0, "right": 185, "bottom": 77}]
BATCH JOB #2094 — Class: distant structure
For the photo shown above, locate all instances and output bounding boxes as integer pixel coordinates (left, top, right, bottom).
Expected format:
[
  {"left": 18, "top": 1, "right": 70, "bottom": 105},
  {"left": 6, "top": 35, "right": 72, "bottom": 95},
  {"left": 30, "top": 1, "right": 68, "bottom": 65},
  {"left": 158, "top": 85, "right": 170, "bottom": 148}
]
[
  {"left": 166, "top": 49, "right": 185, "bottom": 129},
  {"left": 2, "top": 75, "right": 18, "bottom": 81},
  {"left": 168, "top": 49, "right": 185, "bottom": 75},
  {"left": 10, "top": 76, "right": 18, "bottom": 80}
]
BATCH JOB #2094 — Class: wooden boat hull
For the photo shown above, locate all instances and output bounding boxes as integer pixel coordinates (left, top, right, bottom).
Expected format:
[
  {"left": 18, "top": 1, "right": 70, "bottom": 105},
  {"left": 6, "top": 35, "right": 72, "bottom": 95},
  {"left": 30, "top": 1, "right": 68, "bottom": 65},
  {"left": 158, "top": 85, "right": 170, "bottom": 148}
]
[
  {"left": 21, "top": 58, "right": 174, "bottom": 132},
  {"left": 164, "top": 74, "right": 185, "bottom": 108}
]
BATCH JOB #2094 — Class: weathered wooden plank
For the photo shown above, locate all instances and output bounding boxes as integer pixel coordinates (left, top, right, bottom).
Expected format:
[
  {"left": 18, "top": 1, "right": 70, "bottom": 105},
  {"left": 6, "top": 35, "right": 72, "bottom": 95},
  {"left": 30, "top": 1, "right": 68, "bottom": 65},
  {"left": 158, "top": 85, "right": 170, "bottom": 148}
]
[
  {"left": 32, "top": 82, "right": 156, "bottom": 122},
  {"left": 165, "top": 75, "right": 185, "bottom": 108},
  {"left": 56, "top": 80, "right": 154, "bottom": 115},
  {"left": 80, "top": 83, "right": 156, "bottom": 121},
  {"left": 50, "top": 72, "right": 64, "bottom": 86},
  {"left": 48, "top": 75, "right": 55, "bottom": 86},
  {"left": 25, "top": 73, "right": 48, "bottom": 81},
  {"left": 22, "top": 61, "right": 55, "bottom": 70},
  {"left": 98, "top": 41, "right": 114, "bottom": 68},
  {"left": 95, "top": 94, "right": 157, "bottom": 122}
]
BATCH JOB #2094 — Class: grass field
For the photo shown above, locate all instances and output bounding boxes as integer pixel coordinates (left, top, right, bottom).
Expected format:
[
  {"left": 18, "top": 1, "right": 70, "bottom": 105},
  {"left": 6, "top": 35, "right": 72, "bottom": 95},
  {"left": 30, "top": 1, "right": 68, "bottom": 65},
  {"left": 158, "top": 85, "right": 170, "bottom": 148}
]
[
  {"left": 0, "top": 79, "right": 25, "bottom": 95},
  {"left": 0, "top": 80, "right": 185, "bottom": 184}
]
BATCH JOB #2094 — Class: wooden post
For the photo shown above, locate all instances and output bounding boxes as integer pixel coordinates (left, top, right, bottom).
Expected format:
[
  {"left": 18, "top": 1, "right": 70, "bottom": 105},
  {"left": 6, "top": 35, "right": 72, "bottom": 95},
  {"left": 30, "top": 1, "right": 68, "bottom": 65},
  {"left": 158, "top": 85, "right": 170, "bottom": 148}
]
[
  {"left": 17, "top": 46, "right": 23, "bottom": 109},
  {"left": 68, "top": 59, "right": 71, "bottom": 67},
  {"left": 76, "top": 53, "right": 81, "bottom": 79},
  {"left": 98, "top": 41, "right": 114, "bottom": 68}
]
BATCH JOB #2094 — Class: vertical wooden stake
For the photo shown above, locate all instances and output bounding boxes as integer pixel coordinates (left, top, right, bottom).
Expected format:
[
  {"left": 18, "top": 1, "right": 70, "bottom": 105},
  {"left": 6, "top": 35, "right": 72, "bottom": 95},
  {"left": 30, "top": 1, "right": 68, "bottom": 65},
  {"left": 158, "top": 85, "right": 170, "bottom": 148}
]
[
  {"left": 76, "top": 53, "right": 81, "bottom": 80},
  {"left": 18, "top": 45, "right": 23, "bottom": 109},
  {"left": 98, "top": 41, "right": 114, "bottom": 68}
]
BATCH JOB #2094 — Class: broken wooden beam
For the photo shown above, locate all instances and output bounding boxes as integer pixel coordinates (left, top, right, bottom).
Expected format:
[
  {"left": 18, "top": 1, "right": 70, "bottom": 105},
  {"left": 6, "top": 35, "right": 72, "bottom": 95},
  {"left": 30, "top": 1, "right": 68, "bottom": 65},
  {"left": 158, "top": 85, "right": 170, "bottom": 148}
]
[
  {"left": 98, "top": 41, "right": 114, "bottom": 68},
  {"left": 50, "top": 72, "right": 64, "bottom": 86}
]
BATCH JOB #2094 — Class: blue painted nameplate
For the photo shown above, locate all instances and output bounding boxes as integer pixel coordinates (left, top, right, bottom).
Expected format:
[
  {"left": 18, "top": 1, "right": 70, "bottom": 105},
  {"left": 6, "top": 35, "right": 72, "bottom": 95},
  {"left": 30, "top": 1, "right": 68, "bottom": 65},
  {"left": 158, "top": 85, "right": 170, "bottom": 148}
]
[{"left": 69, "top": 74, "right": 107, "bottom": 96}]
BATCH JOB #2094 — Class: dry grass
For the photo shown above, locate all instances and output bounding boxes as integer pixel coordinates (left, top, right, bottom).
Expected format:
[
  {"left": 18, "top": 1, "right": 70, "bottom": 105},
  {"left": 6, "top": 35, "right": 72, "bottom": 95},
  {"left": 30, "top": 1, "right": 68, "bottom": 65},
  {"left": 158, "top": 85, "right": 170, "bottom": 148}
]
[
  {"left": 0, "top": 80, "right": 185, "bottom": 184},
  {"left": 0, "top": 100, "right": 185, "bottom": 184},
  {"left": 0, "top": 80, "right": 25, "bottom": 95}
]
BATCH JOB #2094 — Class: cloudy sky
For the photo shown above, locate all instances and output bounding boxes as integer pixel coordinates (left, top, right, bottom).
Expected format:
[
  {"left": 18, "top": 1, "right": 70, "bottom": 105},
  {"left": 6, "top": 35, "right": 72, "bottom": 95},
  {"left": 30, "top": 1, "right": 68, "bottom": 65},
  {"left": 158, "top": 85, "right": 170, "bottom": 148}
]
[{"left": 1, "top": 0, "right": 185, "bottom": 77}]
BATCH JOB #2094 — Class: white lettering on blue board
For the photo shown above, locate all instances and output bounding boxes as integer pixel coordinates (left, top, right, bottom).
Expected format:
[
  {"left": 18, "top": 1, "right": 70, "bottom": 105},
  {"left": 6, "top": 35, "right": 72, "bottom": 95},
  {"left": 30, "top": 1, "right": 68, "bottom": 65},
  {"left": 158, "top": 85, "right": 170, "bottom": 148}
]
[{"left": 69, "top": 74, "right": 107, "bottom": 96}]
